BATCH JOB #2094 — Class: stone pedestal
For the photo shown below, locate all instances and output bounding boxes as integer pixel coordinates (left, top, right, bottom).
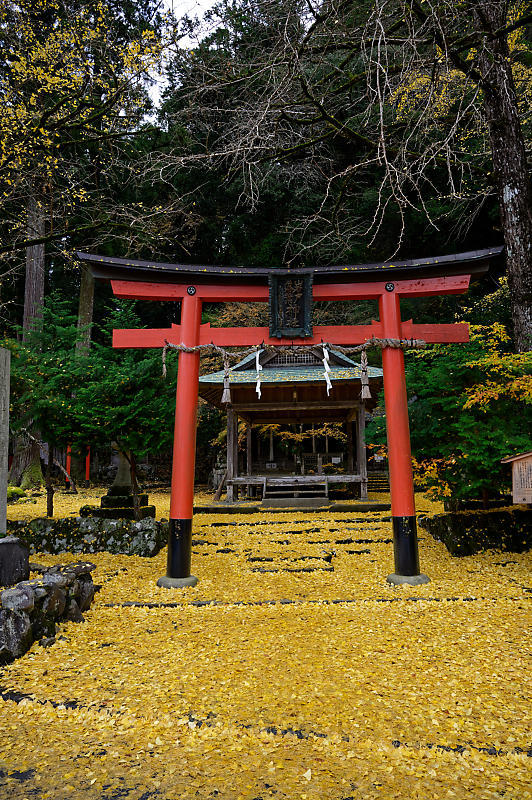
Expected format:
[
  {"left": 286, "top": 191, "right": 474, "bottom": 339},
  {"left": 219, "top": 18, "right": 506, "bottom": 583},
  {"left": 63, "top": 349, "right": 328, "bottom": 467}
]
[
  {"left": 82, "top": 487, "right": 156, "bottom": 520},
  {"left": 81, "top": 448, "right": 156, "bottom": 520}
]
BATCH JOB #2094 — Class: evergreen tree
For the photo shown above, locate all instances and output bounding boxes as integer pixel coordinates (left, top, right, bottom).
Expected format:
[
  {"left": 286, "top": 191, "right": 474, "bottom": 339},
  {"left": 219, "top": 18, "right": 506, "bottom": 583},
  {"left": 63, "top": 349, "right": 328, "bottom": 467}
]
[
  {"left": 367, "top": 322, "right": 532, "bottom": 503},
  {"left": 5, "top": 295, "right": 180, "bottom": 470}
]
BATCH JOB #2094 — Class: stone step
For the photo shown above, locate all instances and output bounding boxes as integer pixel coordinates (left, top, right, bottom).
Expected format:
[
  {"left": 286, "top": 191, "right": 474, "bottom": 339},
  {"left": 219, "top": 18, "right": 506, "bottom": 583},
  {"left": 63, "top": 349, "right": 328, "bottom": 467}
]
[{"left": 261, "top": 497, "right": 331, "bottom": 509}]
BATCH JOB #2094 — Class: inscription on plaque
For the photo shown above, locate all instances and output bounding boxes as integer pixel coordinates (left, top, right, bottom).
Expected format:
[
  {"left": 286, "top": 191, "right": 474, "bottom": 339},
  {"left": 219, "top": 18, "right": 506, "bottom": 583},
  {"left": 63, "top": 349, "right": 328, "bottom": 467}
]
[{"left": 268, "top": 271, "right": 313, "bottom": 339}]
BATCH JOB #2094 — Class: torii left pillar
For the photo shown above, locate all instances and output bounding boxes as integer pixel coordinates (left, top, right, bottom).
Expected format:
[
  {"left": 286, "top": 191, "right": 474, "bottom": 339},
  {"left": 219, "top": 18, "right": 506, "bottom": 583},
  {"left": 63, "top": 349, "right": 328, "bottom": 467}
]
[{"left": 157, "top": 290, "right": 201, "bottom": 588}]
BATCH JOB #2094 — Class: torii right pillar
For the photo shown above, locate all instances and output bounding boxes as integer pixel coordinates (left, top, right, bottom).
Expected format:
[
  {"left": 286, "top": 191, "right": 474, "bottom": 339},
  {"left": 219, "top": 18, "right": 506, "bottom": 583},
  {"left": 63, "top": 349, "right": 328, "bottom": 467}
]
[{"left": 379, "top": 286, "right": 430, "bottom": 586}]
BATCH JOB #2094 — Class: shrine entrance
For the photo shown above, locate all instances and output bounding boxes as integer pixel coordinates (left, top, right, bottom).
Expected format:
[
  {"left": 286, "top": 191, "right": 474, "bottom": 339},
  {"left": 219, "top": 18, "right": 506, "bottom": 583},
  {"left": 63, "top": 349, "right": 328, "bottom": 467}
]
[
  {"left": 198, "top": 346, "right": 384, "bottom": 504},
  {"left": 78, "top": 246, "right": 502, "bottom": 587}
]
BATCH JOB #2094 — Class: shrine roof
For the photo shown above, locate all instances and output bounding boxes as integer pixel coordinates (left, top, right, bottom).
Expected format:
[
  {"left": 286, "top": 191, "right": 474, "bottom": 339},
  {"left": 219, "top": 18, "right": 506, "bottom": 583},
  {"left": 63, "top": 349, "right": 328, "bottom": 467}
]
[
  {"left": 501, "top": 451, "right": 532, "bottom": 463},
  {"left": 77, "top": 247, "right": 503, "bottom": 284},
  {"left": 199, "top": 363, "right": 383, "bottom": 385},
  {"left": 231, "top": 347, "right": 356, "bottom": 371}
]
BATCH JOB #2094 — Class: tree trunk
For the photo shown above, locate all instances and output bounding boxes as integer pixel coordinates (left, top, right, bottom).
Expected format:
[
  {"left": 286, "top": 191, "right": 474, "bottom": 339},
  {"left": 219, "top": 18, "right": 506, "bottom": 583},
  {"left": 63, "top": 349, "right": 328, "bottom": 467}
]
[
  {"left": 76, "top": 263, "right": 94, "bottom": 353},
  {"left": 10, "top": 192, "right": 46, "bottom": 487},
  {"left": 22, "top": 192, "right": 45, "bottom": 342},
  {"left": 9, "top": 437, "right": 43, "bottom": 489},
  {"left": 213, "top": 468, "right": 227, "bottom": 501},
  {"left": 0, "top": 348, "right": 10, "bottom": 536},
  {"left": 476, "top": 5, "right": 532, "bottom": 352}
]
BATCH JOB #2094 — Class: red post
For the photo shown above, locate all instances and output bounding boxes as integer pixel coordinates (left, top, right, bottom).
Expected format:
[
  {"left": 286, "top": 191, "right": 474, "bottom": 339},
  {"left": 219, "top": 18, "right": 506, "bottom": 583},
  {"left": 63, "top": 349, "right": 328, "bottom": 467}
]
[
  {"left": 85, "top": 446, "right": 91, "bottom": 487},
  {"left": 65, "top": 444, "right": 72, "bottom": 489},
  {"left": 158, "top": 288, "right": 202, "bottom": 588},
  {"left": 379, "top": 287, "right": 429, "bottom": 584}
]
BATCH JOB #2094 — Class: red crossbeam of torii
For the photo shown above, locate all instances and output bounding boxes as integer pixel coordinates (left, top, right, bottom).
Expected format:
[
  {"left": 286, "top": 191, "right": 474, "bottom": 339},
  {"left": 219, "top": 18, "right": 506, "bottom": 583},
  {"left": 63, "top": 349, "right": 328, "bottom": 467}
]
[{"left": 80, "top": 248, "right": 502, "bottom": 587}]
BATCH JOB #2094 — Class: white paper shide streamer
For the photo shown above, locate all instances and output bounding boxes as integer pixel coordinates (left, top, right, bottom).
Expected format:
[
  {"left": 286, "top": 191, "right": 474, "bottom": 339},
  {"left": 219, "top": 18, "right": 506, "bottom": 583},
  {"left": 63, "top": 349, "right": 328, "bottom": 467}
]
[
  {"left": 322, "top": 345, "right": 332, "bottom": 396},
  {"left": 221, "top": 356, "right": 231, "bottom": 404},
  {"left": 255, "top": 350, "right": 263, "bottom": 399}
]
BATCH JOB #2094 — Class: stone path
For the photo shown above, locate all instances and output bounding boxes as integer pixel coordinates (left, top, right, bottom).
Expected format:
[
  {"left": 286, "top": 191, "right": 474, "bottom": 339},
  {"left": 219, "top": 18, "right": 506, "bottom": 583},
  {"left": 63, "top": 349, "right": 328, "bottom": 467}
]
[{"left": 0, "top": 497, "right": 530, "bottom": 799}]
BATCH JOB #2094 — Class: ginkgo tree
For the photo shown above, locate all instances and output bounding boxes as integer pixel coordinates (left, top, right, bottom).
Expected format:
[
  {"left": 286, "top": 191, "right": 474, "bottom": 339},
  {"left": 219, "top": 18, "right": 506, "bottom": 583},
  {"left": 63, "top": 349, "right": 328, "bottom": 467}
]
[{"left": 0, "top": 0, "right": 162, "bottom": 252}]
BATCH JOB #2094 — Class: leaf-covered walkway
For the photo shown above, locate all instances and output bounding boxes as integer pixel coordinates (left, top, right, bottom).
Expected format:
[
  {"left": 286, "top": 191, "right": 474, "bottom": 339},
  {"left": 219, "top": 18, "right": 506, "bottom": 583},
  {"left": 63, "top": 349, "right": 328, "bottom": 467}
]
[{"left": 1, "top": 496, "right": 531, "bottom": 799}]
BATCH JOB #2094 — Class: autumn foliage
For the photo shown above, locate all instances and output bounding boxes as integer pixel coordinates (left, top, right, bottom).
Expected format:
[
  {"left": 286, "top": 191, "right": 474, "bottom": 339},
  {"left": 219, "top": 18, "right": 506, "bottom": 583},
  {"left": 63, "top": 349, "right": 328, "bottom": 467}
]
[{"left": 1, "top": 494, "right": 531, "bottom": 799}]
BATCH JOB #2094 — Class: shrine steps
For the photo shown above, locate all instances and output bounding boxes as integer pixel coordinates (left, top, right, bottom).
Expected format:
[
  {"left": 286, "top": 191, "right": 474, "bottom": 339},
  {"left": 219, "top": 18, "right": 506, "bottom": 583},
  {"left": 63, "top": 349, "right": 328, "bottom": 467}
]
[
  {"left": 261, "top": 497, "right": 330, "bottom": 509},
  {"left": 367, "top": 472, "right": 389, "bottom": 493},
  {"left": 263, "top": 478, "right": 328, "bottom": 501}
]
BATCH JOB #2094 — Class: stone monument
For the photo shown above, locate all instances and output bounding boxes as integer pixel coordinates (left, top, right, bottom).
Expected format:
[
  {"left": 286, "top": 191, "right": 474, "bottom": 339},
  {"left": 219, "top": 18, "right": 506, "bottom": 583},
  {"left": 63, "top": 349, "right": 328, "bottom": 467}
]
[{"left": 81, "top": 449, "right": 155, "bottom": 520}]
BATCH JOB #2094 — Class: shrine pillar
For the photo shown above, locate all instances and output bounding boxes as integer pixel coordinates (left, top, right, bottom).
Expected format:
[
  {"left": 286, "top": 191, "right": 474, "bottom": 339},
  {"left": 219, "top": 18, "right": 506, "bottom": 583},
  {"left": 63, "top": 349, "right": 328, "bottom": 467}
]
[
  {"left": 246, "top": 425, "right": 252, "bottom": 476},
  {"left": 65, "top": 444, "right": 72, "bottom": 489},
  {"left": 157, "top": 290, "right": 201, "bottom": 588},
  {"left": 226, "top": 408, "right": 235, "bottom": 502},
  {"left": 346, "top": 422, "right": 354, "bottom": 473},
  {"left": 379, "top": 289, "right": 429, "bottom": 585},
  {"left": 357, "top": 403, "right": 368, "bottom": 500},
  {"left": 85, "top": 447, "right": 91, "bottom": 487}
]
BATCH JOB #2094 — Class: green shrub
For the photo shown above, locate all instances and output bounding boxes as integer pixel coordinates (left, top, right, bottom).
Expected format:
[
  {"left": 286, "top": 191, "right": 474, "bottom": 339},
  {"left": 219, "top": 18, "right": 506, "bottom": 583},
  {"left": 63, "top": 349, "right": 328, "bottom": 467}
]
[{"left": 7, "top": 486, "right": 26, "bottom": 502}]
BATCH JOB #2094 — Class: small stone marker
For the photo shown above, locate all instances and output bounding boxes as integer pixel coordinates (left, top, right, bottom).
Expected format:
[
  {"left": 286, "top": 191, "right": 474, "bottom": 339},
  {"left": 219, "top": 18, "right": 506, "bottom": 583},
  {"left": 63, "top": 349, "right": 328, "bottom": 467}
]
[{"left": 0, "top": 536, "right": 30, "bottom": 587}]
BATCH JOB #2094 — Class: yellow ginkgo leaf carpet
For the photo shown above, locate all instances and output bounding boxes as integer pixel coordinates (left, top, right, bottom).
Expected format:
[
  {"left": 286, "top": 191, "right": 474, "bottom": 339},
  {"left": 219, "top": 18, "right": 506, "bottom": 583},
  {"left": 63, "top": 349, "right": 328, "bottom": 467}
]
[{"left": 1, "top": 494, "right": 531, "bottom": 800}]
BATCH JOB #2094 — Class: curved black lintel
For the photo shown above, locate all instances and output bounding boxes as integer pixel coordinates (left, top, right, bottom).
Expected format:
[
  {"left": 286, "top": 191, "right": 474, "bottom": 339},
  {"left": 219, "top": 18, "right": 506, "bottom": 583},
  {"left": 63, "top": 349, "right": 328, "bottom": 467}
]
[{"left": 76, "top": 246, "right": 503, "bottom": 285}]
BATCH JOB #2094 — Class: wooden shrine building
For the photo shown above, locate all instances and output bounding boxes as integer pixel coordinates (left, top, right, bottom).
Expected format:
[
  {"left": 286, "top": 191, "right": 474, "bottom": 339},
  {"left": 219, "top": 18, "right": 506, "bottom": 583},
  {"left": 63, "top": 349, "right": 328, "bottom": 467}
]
[{"left": 199, "top": 348, "right": 383, "bottom": 503}]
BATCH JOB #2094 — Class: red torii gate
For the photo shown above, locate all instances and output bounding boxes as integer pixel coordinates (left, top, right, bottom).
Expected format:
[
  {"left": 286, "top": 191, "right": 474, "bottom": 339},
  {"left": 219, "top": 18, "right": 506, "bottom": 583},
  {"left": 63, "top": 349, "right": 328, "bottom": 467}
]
[{"left": 79, "top": 248, "right": 502, "bottom": 588}]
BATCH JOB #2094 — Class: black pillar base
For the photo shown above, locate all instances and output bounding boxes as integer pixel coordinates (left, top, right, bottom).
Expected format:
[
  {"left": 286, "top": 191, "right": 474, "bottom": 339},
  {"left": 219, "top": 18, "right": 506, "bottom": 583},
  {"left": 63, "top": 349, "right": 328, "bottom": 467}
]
[
  {"left": 392, "top": 515, "right": 420, "bottom": 576},
  {"left": 167, "top": 518, "right": 193, "bottom": 579},
  {"left": 157, "top": 518, "right": 198, "bottom": 588}
]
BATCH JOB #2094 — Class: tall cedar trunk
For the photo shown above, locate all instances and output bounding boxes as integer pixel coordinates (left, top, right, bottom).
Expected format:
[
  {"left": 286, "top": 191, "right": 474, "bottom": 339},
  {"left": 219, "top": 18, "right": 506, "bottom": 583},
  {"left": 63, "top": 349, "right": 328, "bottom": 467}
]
[
  {"left": 76, "top": 263, "right": 94, "bottom": 353},
  {"left": 76, "top": 59, "right": 101, "bottom": 356},
  {"left": 71, "top": 264, "right": 94, "bottom": 475},
  {"left": 22, "top": 192, "right": 45, "bottom": 342},
  {"left": 9, "top": 192, "right": 46, "bottom": 486},
  {"left": 8, "top": 437, "right": 43, "bottom": 488},
  {"left": 476, "top": 4, "right": 532, "bottom": 352}
]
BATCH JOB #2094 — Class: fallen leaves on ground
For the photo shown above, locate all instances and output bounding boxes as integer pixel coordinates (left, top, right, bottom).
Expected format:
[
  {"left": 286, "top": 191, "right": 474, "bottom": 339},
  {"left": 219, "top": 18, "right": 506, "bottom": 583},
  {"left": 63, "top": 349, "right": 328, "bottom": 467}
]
[{"left": 1, "top": 492, "right": 531, "bottom": 799}]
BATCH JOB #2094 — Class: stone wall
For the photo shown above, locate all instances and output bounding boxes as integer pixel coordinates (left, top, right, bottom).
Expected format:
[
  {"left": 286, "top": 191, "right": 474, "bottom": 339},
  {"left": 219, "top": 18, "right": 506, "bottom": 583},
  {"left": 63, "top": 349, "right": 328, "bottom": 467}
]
[
  {"left": 6, "top": 516, "right": 168, "bottom": 558},
  {"left": 419, "top": 506, "right": 532, "bottom": 556},
  {"left": 0, "top": 561, "right": 95, "bottom": 664}
]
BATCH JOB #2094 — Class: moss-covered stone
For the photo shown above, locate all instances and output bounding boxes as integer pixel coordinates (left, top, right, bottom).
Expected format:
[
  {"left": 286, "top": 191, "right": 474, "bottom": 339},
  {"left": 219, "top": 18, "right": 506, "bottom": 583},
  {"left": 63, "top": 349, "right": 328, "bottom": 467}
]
[
  {"left": 5, "top": 516, "right": 168, "bottom": 557},
  {"left": 20, "top": 461, "right": 44, "bottom": 491},
  {"left": 6, "top": 486, "right": 26, "bottom": 502},
  {"left": 419, "top": 506, "right": 532, "bottom": 556}
]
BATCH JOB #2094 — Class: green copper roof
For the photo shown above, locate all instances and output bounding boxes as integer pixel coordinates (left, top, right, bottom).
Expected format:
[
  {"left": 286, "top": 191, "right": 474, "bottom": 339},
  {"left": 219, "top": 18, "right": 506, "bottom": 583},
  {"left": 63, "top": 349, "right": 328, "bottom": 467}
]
[{"left": 199, "top": 363, "right": 383, "bottom": 385}]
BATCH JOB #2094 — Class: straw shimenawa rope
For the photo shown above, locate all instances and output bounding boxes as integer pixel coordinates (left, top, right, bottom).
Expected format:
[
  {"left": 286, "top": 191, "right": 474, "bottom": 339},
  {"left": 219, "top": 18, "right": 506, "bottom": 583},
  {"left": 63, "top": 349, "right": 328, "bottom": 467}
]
[{"left": 161, "top": 337, "right": 426, "bottom": 404}]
